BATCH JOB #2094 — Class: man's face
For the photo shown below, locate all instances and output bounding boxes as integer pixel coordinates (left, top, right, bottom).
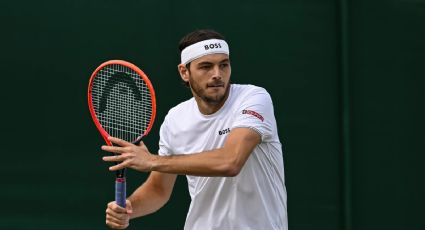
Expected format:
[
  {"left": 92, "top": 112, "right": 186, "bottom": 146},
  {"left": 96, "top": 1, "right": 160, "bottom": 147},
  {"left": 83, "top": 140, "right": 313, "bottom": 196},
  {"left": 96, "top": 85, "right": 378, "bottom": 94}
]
[{"left": 184, "top": 53, "right": 231, "bottom": 105}]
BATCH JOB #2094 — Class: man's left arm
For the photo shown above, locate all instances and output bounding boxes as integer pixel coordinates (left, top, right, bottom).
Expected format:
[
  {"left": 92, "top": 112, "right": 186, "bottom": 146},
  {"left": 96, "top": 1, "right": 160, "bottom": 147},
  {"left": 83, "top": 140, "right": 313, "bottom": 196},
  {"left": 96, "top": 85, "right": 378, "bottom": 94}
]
[{"left": 102, "top": 127, "right": 260, "bottom": 177}]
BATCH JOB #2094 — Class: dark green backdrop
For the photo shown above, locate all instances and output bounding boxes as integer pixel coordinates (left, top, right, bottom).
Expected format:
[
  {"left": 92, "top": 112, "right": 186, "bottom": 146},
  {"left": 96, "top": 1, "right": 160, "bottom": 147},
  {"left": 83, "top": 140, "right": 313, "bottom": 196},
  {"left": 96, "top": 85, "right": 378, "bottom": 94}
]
[{"left": 1, "top": 0, "right": 424, "bottom": 229}]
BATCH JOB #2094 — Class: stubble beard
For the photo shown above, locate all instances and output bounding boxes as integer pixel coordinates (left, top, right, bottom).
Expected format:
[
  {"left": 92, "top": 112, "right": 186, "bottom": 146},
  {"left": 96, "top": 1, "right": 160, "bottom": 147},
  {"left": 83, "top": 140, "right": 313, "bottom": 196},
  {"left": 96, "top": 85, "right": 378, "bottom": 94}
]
[{"left": 188, "top": 76, "right": 230, "bottom": 105}]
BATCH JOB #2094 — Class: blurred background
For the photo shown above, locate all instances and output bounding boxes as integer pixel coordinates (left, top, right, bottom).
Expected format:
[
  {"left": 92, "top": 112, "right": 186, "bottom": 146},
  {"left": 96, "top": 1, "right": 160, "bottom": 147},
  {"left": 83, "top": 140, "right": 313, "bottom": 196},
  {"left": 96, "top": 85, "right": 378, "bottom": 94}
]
[{"left": 1, "top": 0, "right": 424, "bottom": 229}]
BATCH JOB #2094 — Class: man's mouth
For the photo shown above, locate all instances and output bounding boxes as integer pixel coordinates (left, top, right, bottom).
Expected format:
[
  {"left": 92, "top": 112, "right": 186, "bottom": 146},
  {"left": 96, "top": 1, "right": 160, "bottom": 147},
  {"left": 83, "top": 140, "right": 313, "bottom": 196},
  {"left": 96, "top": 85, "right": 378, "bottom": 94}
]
[{"left": 207, "top": 82, "right": 224, "bottom": 88}]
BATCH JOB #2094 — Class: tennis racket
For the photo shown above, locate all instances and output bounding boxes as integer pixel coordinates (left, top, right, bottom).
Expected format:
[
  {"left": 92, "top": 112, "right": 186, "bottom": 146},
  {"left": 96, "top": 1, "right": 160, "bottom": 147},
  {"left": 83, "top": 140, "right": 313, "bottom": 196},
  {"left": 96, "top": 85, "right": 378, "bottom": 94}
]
[{"left": 88, "top": 60, "right": 156, "bottom": 208}]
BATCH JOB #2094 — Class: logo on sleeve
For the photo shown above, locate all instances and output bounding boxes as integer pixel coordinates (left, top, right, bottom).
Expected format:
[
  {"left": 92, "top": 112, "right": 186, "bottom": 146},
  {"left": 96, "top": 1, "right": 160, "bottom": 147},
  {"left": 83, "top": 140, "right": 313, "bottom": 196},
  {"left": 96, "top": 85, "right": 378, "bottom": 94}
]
[{"left": 242, "top": 109, "right": 264, "bottom": 122}]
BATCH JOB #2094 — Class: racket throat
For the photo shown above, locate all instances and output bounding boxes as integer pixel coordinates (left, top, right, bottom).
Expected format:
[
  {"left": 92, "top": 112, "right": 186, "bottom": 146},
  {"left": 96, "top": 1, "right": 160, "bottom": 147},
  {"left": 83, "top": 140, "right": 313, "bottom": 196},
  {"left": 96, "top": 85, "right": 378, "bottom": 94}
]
[
  {"left": 133, "top": 134, "right": 144, "bottom": 145},
  {"left": 115, "top": 167, "right": 126, "bottom": 178}
]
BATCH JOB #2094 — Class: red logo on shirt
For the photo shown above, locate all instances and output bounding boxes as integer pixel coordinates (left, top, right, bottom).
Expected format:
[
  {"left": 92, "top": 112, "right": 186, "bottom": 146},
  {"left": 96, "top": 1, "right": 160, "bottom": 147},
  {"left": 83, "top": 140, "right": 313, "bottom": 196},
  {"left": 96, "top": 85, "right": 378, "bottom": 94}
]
[{"left": 242, "top": 109, "right": 264, "bottom": 122}]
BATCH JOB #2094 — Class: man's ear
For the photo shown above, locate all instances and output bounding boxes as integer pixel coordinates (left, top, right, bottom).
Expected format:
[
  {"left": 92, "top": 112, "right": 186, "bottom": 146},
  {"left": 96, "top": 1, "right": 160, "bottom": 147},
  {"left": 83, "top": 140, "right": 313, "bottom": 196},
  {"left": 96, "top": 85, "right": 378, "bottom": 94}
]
[{"left": 177, "top": 64, "right": 190, "bottom": 84}]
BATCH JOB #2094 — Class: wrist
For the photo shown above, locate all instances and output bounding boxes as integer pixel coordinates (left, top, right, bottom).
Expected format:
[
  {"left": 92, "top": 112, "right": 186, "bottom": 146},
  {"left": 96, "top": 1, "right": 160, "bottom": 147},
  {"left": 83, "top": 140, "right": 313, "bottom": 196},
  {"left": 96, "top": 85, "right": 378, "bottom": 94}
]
[{"left": 149, "top": 154, "right": 160, "bottom": 171}]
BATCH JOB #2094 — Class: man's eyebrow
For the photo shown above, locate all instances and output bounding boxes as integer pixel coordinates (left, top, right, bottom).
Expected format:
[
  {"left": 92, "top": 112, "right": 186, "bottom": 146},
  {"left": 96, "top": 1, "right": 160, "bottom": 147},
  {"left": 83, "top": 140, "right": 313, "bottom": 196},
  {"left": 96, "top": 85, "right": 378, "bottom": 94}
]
[
  {"left": 197, "top": 61, "right": 213, "bottom": 65},
  {"left": 197, "top": 59, "right": 230, "bottom": 65}
]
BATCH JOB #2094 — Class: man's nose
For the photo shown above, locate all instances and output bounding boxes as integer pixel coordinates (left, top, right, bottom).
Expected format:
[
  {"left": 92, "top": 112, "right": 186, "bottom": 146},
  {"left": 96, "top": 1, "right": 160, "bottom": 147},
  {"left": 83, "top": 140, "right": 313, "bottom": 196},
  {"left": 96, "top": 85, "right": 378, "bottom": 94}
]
[{"left": 211, "top": 65, "right": 222, "bottom": 80}]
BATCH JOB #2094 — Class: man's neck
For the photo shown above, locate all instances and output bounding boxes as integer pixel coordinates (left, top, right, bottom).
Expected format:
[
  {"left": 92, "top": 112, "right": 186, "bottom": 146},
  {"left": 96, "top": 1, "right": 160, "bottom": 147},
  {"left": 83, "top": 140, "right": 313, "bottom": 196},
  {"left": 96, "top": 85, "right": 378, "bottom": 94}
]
[
  {"left": 194, "top": 89, "right": 230, "bottom": 115},
  {"left": 195, "top": 97, "right": 226, "bottom": 115}
]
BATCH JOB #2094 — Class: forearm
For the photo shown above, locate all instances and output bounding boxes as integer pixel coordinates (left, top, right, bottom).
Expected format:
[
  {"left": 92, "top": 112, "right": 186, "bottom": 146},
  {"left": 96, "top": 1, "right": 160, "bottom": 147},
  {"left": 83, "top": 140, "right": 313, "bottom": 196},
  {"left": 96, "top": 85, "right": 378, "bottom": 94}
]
[
  {"left": 151, "top": 148, "right": 241, "bottom": 177},
  {"left": 150, "top": 128, "right": 261, "bottom": 177},
  {"left": 128, "top": 173, "right": 175, "bottom": 219}
]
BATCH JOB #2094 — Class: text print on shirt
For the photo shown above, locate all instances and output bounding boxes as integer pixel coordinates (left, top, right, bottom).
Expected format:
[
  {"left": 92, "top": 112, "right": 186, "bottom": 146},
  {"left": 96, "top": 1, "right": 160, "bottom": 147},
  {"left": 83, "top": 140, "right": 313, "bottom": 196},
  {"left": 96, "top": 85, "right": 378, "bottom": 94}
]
[
  {"left": 218, "top": 128, "right": 231, "bottom": 136},
  {"left": 242, "top": 109, "right": 264, "bottom": 122}
]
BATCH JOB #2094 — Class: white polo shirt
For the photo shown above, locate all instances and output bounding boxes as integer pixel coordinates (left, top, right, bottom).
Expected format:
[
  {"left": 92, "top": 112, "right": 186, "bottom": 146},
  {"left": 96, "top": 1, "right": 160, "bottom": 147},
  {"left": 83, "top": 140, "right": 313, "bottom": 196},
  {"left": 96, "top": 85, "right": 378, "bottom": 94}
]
[{"left": 158, "top": 84, "right": 288, "bottom": 230}]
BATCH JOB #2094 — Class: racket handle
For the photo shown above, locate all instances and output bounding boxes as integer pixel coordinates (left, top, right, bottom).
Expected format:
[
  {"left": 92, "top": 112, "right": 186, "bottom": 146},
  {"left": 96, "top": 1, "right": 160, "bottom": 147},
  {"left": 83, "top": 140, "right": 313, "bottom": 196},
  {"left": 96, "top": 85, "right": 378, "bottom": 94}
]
[{"left": 115, "top": 178, "right": 126, "bottom": 208}]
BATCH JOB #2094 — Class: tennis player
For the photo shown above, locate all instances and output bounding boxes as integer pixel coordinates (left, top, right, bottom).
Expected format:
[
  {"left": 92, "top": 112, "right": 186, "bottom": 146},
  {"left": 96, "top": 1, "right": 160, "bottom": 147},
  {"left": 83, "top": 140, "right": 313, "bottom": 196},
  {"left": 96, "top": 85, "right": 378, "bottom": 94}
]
[{"left": 102, "top": 29, "right": 288, "bottom": 230}]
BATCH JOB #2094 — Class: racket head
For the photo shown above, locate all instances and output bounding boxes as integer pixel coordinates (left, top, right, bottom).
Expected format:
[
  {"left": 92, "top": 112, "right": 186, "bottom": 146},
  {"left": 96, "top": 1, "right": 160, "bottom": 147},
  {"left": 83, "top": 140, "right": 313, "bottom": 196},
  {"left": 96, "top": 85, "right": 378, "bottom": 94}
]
[{"left": 88, "top": 60, "right": 156, "bottom": 146}]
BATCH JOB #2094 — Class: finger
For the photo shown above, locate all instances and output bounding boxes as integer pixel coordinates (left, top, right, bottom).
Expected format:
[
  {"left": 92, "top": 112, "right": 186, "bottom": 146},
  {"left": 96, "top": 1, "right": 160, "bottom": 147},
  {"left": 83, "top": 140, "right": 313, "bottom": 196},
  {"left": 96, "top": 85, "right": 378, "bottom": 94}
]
[
  {"left": 106, "top": 202, "right": 128, "bottom": 220},
  {"left": 101, "top": 145, "right": 125, "bottom": 154},
  {"left": 108, "top": 136, "right": 132, "bottom": 147},
  {"left": 106, "top": 208, "right": 128, "bottom": 221},
  {"left": 103, "top": 154, "right": 127, "bottom": 163},
  {"left": 109, "top": 161, "right": 127, "bottom": 171},
  {"left": 107, "top": 201, "right": 127, "bottom": 213}
]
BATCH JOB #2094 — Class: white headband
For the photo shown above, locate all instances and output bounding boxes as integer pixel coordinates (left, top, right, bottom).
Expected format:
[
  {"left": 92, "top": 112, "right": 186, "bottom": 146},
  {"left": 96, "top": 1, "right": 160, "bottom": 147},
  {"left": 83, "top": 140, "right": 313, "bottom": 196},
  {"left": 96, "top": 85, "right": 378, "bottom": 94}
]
[{"left": 181, "top": 39, "right": 229, "bottom": 65}]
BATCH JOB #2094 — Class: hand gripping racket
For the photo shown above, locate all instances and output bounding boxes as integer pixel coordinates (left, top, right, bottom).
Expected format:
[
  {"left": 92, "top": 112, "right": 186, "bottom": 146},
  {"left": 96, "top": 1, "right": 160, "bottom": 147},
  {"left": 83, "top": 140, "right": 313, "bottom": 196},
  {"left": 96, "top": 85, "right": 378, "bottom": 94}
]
[{"left": 88, "top": 60, "right": 156, "bottom": 208}]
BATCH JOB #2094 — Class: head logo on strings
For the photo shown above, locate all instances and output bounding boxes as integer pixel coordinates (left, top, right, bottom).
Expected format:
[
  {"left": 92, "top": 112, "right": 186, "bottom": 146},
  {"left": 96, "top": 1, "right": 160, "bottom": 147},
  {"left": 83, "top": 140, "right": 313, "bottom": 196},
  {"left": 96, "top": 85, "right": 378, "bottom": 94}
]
[{"left": 99, "top": 71, "right": 142, "bottom": 113}]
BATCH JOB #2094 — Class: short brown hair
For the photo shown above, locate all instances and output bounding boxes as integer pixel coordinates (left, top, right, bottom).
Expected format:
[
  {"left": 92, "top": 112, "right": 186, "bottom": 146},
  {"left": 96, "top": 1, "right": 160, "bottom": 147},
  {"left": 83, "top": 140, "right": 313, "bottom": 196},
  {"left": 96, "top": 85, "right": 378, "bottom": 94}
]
[{"left": 178, "top": 29, "right": 226, "bottom": 53}]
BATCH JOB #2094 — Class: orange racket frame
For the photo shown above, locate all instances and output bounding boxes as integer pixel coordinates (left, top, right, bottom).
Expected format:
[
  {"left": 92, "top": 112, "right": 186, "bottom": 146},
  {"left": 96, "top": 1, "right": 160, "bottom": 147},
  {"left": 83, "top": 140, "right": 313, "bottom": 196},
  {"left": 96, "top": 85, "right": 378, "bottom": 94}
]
[{"left": 87, "top": 60, "right": 156, "bottom": 145}]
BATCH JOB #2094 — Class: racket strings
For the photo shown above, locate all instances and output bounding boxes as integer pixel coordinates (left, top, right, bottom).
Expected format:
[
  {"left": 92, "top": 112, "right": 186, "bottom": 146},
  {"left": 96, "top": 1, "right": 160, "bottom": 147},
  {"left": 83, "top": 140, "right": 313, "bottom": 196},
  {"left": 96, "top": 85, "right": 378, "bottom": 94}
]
[{"left": 91, "top": 64, "right": 153, "bottom": 142}]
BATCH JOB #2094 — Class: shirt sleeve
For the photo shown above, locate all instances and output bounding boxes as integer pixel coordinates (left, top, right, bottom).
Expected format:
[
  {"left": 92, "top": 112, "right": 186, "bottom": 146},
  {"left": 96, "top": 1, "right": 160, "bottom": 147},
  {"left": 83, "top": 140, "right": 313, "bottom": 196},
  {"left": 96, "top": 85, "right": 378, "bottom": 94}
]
[
  {"left": 231, "top": 88, "right": 275, "bottom": 142},
  {"left": 158, "top": 114, "right": 173, "bottom": 156}
]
